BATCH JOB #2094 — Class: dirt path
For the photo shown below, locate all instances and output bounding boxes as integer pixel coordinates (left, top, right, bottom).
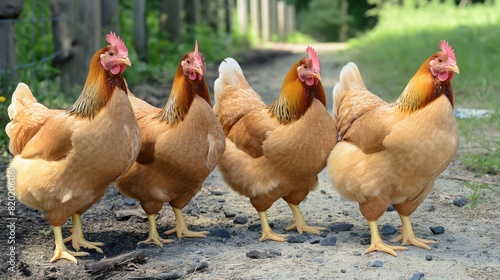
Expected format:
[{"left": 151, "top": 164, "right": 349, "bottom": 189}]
[{"left": 1, "top": 43, "right": 499, "bottom": 280}]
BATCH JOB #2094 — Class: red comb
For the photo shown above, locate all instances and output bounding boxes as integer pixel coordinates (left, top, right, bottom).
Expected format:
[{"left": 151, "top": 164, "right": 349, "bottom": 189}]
[
  {"left": 307, "top": 46, "right": 320, "bottom": 73},
  {"left": 106, "top": 31, "right": 128, "bottom": 56},
  {"left": 440, "top": 40, "right": 456, "bottom": 65}
]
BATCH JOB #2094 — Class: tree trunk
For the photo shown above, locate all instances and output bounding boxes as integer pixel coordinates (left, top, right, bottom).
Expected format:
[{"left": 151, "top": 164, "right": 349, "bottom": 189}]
[
  {"left": 277, "top": 1, "right": 285, "bottom": 42},
  {"left": 261, "top": 0, "right": 270, "bottom": 42},
  {"left": 51, "top": 0, "right": 102, "bottom": 95},
  {"left": 236, "top": 0, "right": 248, "bottom": 36},
  {"left": 0, "top": 0, "right": 24, "bottom": 84},
  {"left": 339, "top": 0, "right": 348, "bottom": 42},
  {"left": 134, "top": 0, "right": 148, "bottom": 62}
]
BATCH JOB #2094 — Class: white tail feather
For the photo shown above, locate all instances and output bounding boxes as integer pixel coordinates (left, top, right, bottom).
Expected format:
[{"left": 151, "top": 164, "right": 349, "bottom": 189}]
[
  {"left": 8, "top": 83, "right": 37, "bottom": 120},
  {"left": 214, "top": 57, "right": 251, "bottom": 112},
  {"left": 332, "top": 62, "right": 367, "bottom": 119}
]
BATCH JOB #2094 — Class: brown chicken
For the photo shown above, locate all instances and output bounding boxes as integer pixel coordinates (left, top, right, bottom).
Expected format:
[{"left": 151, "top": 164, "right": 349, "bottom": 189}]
[
  {"left": 116, "top": 42, "right": 225, "bottom": 246},
  {"left": 213, "top": 47, "right": 337, "bottom": 242},
  {"left": 327, "top": 40, "right": 460, "bottom": 256},
  {"left": 6, "top": 32, "right": 141, "bottom": 263}
]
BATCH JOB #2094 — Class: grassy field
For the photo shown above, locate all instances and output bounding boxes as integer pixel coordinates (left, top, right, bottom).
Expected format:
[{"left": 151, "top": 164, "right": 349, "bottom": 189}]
[
  {"left": 347, "top": 1, "right": 500, "bottom": 110},
  {"left": 345, "top": 1, "right": 500, "bottom": 201}
]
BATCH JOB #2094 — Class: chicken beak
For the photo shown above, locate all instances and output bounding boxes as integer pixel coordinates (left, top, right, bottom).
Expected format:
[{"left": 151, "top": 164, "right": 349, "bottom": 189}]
[
  {"left": 119, "top": 57, "right": 132, "bottom": 66},
  {"left": 193, "top": 65, "right": 204, "bottom": 75},
  {"left": 446, "top": 64, "right": 460, "bottom": 74},
  {"left": 312, "top": 71, "right": 322, "bottom": 81}
]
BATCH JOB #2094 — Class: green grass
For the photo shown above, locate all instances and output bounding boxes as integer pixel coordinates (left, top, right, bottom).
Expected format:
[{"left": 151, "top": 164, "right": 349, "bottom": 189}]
[{"left": 346, "top": 1, "right": 500, "bottom": 110}]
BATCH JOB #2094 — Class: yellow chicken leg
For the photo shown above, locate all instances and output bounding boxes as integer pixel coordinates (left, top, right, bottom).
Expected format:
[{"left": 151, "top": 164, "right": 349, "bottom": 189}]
[
  {"left": 366, "top": 220, "right": 408, "bottom": 256},
  {"left": 164, "top": 207, "right": 209, "bottom": 239},
  {"left": 139, "top": 214, "right": 174, "bottom": 247},
  {"left": 392, "top": 214, "right": 436, "bottom": 250},
  {"left": 285, "top": 203, "right": 325, "bottom": 235},
  {"left": 51, "top": 226, "right": 89, "bottom": 263},
  {"left": 258, "top": 211, "right": 287, "bottom": 242},
  {"left": 63, "top": 214, "right": 103, "bottom": 253}
]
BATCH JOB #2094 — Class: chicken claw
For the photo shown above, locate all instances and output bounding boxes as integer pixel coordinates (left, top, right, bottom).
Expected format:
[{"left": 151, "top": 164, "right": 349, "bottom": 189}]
[
  {"left": 285, "top": 203, "right": 325, "bottom": 235},
  {"left": 63, "top": 214, "right": 104, "bottom": 253},
  {"left": 164, "top": 207, "right": 209, "bottom": 239},
  {"left": 51, "top": 226, "right": 89, "bottom": 264},
  {"left": 258, "top": 211, "right": 287, "bottom": 242},
  {"left": 366, "top": 221, "right": 407, "bottom": 256},
  {"left": 139, "top": 214, "right": 174, "bottom": 247},
  {"left": 392, "top": 215, "right": 436, "bottom": 250}
]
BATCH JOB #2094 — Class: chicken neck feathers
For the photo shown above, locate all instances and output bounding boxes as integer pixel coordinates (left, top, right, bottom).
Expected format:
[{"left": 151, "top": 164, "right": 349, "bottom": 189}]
[{"left": 68, "top": 46, "right": 127, "bottom": 119}]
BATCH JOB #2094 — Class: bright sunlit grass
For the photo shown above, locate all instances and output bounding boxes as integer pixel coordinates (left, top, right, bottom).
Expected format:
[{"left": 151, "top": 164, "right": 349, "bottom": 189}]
[{"left": 346, "top": 1, "right": 500, "bottom": 110}]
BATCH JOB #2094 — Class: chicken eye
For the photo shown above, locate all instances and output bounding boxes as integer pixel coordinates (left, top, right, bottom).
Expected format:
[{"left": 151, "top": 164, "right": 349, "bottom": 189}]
[
  {"left": 186, "top": 59, "right": 191, "bottom": 64},
  {"left": 109, "top": 51, "right": 114, "bottom": 57},
  {"left": 303, "top": 65, "right": 308, "bottom": 70},
  {"left": 438, "top": 58, "right": 443, "bottom": 63}
]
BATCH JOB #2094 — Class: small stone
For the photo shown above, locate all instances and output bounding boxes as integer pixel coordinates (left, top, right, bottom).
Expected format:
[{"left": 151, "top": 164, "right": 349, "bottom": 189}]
[
  {"left": 224, "top": 212, "right": 236, "bottom": 218},
  {"left": 320, "top": 236, "right": 337, "bottom": 246},
  {"left": 386, "top": 205, "right": 396, "bottom": 212},
  {"left": 446, "top": 237, "right": 457, "bottom": 242},
  {"left": 186, "top": 261, "right": 209, "bottom": 273},
  {"left": 340, "top": 268, "right": 346, "bottom": 273},
  {"left": 246, "top": 250, "right": 272, "bottom": 259},
  {"left": 18, "top": 261, "right": 32, "bottom": 277},
  {"left": 268, "top": 249, "right": 282, "bottom": 256},
  {"left": 233, "top": 216, "right": 248, "bottom": 224},
  {"left": 248, "top": 224, "right": 261, "bottom": 231},
  {"left": 430, "top": 226, "right": 445, "bottom": 234},
  {"left": 360, "top": 233, "right": 371, "bottom": 245},
  {"left": 453, "top": 197, "right": 468, "bottom": 207},
  {"left": 329, "top": 223, "right": 354, "bottom": 233},
  {"left": 287, "top": 234, "right": 306, "bottom": 243},
  {"left": 411, "top": 272, "right": 425, "bottom": 280},
  {"left": 425, "top": 255, "right": 433, "bottom": 261},
  {"left": 210, "top": 190, "right": 226, "bottom": 196},
  {"left": 123, "top": 198, "right": 136, "bottom": 205},
  {"left": 427, "top": 205, "right": 436, "bottom": 211},
  {"left": 217, "top": 198, "right": 226, "bottom": 203},
  {"left": 210, "top": 228, "right": 231, "bottom": 239},
  {"left": 353, "top": 251, "right": 362, "bottom": 256},
  {"left": 370, "top": 260, "right": 384, "bottom": 267},
  {"left": 381, "top": 224, "right": 398, "bottom": 235},
  {"left": 309, "top": 237, "right": 322, "bottom": 244},
  {"left": 320, "top": 190, "right": 327, "bottom": 194}
]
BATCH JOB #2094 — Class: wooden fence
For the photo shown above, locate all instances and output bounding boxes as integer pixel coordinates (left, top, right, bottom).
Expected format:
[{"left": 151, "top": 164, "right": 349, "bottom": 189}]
[{"left": 0, "top": 0, "right": 296, "bottom": 94}]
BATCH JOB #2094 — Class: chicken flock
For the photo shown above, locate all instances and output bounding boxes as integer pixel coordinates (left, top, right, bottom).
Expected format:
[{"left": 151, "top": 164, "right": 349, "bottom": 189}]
[{"left": 6, "top": 32, "right": 460, "bottom": 263}]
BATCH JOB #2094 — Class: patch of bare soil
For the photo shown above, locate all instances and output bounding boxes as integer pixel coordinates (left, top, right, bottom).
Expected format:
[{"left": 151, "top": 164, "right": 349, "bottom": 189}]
[{"left": 1, "top": 44, "right": 499, "bottom": 280}]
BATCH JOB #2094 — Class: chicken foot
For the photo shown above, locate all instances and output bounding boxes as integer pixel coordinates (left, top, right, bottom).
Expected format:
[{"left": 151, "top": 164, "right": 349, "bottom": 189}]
[
  {"left": 366, "top": 220, "right": 408, "bottom": 256},
  {"left": 164, "top": 207, "right": 209, "bottom": 239},
  {"left": 258, "top": 211, "right": 287, "bottom": 242},
  {"left": 63, "top": 214, "right": 103, "bottom": 253},
  {"left": 392, "top": 214, "right": 436, "bottom": 250},
  {"left": 51, "top": 226, "right": 89, "bottom": 263},
  {"left": 285, "top": 202, "right": 325, "bottom": 235},
  {"left": 139, "top": 214, "right": 174, "bottom": 247}
]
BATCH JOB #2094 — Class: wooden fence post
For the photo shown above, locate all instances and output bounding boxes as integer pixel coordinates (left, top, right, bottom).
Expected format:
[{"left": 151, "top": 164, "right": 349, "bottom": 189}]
[
  {"left": 249, "top": 0, "right": 261, "bottom": 42},
  {"left": 261, "top": 0, "right": 270, "bottom": 42},
  {"left": 185, "top": 0, "right": 201, "bottom": 26},
  {"left": 285, "top": 4, "right": 295, "bottom": 37},
  {"left": 160, "top": 0, "right": 183, "bottom": 42},
  {"left": 51, "top": 0, "right": 102, "bottom": 95},
  {"left": 134, "top": 0, "right": 148, "bottom": 62},
  {"left": 236, "top": 0, "right": 248, "bottom": 36},
  {"left": 277, "top": 1, "right": 285, "bottom": 42},
  {"left": 0, "top": 0, "right": 23, "bottom": 85},
  {"left": 101, "top": 0, "right": 120, "bottom": 36}
]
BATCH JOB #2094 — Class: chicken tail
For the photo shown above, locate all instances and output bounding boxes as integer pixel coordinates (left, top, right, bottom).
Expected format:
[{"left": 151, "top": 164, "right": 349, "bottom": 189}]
[
  {"left": 332, "top": 62, "right": 367, "bottom": 123},
  {"left": 7, "top": 83, "right": 37, "bottom": 121},
  {"left": 5, "top": 83, "right": 38, "bottom": 139},
  {"left": 213, "top": 58, "right": 265, "bottom": 134}
]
